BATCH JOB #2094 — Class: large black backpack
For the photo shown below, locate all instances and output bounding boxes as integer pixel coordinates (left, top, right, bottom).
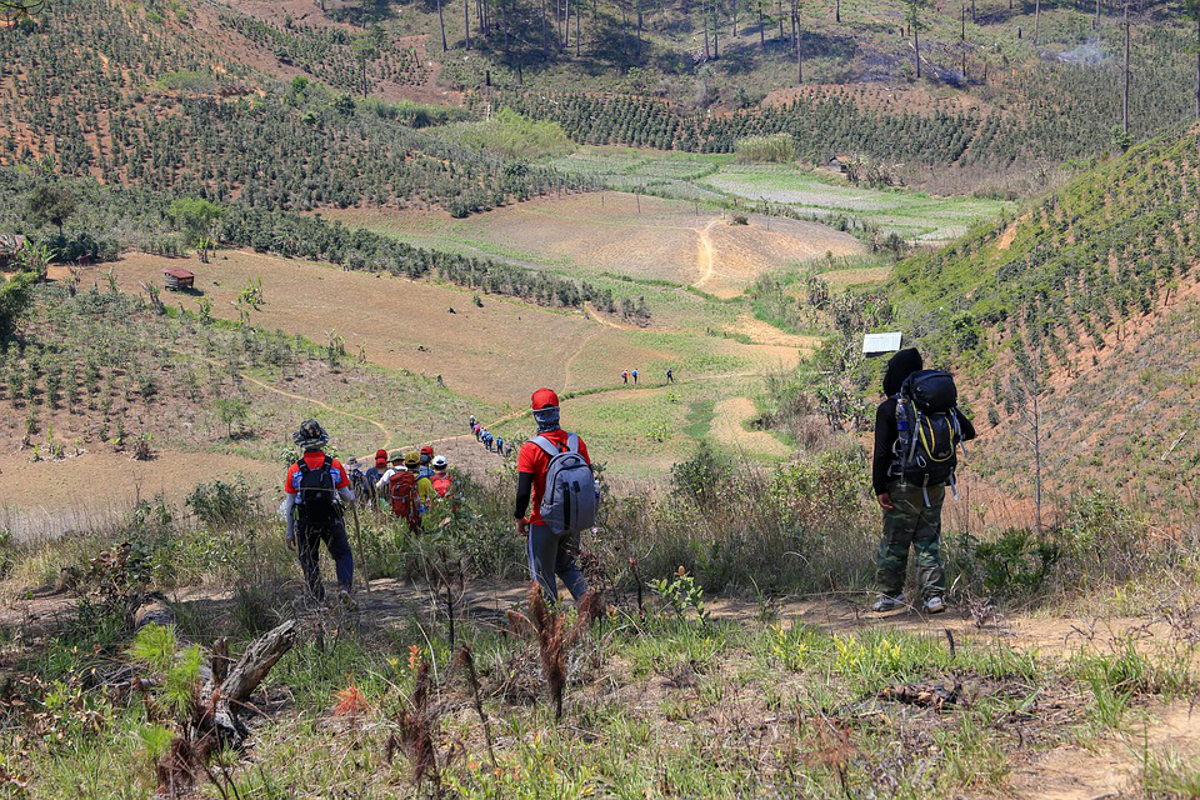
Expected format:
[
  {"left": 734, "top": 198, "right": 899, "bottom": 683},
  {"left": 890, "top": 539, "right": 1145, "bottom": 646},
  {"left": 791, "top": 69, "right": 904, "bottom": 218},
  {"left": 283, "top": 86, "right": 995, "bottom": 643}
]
[
  {"left": 891, "top": 370, "right": 966, "bottom": 494},
  {"left": 295, "top": 456, "right": 337, "bottom": 523}
]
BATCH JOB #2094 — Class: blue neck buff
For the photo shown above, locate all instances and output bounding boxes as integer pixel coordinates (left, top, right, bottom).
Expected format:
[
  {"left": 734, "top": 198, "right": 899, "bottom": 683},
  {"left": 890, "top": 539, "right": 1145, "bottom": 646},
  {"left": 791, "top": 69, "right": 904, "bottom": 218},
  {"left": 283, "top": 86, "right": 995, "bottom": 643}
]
[{"left": 534, "top": 406, "right": 561, "bottom": 433}]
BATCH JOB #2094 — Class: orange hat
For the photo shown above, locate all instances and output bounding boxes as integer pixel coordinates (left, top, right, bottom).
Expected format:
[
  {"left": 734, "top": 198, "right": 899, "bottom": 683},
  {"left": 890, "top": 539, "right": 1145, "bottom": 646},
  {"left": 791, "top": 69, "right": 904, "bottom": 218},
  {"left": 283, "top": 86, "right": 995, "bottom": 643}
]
[{"left": 531, "top": 388, "right": 559, "bottom": 410}]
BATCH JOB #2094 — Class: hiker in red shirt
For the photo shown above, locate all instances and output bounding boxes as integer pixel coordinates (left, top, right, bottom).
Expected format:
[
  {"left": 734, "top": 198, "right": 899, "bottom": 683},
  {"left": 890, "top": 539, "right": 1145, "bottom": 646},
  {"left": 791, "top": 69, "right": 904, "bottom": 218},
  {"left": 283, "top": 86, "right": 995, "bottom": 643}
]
[
  {"left": 282, "top": 420, "right": 355, "bottom": 607},
  {"left": 514, "top": 388, "right": 593, "bottom": 604}
]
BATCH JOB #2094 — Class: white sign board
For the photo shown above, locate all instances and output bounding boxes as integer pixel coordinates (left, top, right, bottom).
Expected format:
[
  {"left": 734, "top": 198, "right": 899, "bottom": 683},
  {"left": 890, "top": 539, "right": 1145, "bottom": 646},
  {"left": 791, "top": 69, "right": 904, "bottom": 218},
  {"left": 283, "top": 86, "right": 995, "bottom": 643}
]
[{"left": 863, "top": 332, "right": 903, "bottom": 356}]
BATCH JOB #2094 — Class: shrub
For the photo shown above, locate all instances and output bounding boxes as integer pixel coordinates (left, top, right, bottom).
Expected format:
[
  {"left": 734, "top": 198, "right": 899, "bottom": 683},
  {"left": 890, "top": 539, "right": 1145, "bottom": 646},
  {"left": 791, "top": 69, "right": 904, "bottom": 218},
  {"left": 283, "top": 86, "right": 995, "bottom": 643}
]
[
  {"left": 185, "top": 477, "right": 261, "bottom": 528},
  {"left": 442, "top": 108, "right": 576, "bottom": 160},
  {"left": 972, "top": 528, "right": 1062, "bottom": 597},
  {"left": 734, "top": 133, "right": 796, "bottom": 164},
  {"left": 670, "top": 441, "right": 732, "bottom": 508}
]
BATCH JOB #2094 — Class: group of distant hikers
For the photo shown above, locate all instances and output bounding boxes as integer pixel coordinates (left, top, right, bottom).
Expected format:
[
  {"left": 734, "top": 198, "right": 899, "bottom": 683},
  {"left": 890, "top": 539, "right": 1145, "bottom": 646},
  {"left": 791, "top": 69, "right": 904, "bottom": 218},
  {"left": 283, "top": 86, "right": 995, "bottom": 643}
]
[
  {"left": 620, "top": 367, "right": 675, "bottom": 385},
  {"left": 469, "top": 414, "right": 511, "bottom": 457},
  {"left": 282, "top": 346, "right": 972, "bottom": 617}
]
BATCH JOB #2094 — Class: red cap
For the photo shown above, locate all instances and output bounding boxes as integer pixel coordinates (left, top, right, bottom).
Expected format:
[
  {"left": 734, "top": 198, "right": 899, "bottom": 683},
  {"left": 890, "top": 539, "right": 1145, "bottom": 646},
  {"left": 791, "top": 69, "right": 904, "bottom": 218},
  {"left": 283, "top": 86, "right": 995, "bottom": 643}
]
[
  {"left": 420, "top": 446, "right": 434, "bottom": 456},
  {"left": 375, "top": 449, "right": 388, "bottom": 461},
  {"left": 531, "top": 388, "right": 559, "bottom": 410}
]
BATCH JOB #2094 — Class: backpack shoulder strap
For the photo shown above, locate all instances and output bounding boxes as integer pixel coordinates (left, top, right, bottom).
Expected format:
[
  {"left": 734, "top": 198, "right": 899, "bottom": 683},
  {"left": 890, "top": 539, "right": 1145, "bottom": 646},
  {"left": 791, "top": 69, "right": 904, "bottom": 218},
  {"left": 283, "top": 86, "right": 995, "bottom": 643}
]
[
  {"left": 296, "top": 457, "right": 310, "bottom": 474},
  {"left": 566, "top": 433, "right": 580, "bottom": 454},
  {"left": 531, "top": 435, "right": 560, "bottom": 457},
  {"left": 322, "top": 455, "right": 332, "bottom": 471}
]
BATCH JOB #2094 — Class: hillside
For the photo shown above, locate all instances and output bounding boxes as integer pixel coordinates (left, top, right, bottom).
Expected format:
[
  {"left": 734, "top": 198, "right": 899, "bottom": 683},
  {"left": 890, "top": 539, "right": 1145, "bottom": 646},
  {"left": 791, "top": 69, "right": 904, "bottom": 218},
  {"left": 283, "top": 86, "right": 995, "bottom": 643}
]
[
  {"left": 884, "top": 121, "right": 1200, "bottom": 508},
  {"left": 199, "top": 0, "right": 1200, "bottom": 190},
  {"left": 4, "top": 0, "right": 1199, "bottom": 202},
  {"left": 0, "top": 0, "right": 581, "bottom": 215}
]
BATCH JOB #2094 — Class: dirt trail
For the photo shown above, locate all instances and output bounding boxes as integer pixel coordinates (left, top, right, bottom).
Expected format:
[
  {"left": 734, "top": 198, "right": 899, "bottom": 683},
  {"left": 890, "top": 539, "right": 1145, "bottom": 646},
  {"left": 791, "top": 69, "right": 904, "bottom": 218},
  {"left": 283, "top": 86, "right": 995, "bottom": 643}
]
[
  {"left": 710, "top": 396, "right": 791, "bottom": 457},
  {"left": 692, "top": 218, "right": 720, "bottom": 292},
  {"left": 6, "top": 575, "right": 1200, "bottom": 797},
  {"left": 563, "top": 328, "right": 608, "bottom": 392},
  {"left": 180, "top": 350, "right": 395, "bottom": 453}
]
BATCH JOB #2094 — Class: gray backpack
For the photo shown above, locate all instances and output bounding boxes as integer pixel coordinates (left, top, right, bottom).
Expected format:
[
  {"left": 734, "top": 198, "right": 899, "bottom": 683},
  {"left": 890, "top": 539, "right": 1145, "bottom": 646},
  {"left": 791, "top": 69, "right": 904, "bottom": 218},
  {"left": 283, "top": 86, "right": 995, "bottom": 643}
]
[{"left": 532, "top": 433, "right": 597, "bottom": 534}]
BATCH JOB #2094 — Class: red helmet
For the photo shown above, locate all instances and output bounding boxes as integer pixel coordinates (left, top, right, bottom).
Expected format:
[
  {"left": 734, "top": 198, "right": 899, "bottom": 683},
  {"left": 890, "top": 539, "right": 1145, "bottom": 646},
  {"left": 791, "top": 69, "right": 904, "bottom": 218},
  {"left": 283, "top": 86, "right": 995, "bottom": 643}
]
[
  {"left": 420, "top": 445, "right": 434, "bottom": 456},
  {"left": 531, "top": 388, "right": 559, "bottom": 410},
  {"left": 375, "top": 448, "right": 388, "bottom": 461}
]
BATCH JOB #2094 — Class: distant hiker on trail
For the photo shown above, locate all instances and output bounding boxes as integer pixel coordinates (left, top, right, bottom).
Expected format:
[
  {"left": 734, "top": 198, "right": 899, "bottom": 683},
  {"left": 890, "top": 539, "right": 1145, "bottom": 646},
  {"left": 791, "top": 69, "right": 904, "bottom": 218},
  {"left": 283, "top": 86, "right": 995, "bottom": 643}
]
[
  {"left": 474, "top": 423, "right": 482, "bottom": 441},
  {"left": 666, "top": 368, "right": 674, "bottom": 384},
  {"left": 418, "top": 446, "right": 435, "bottom": 480},
  {"left": 282, "top": 420, "right": 355, "bottom": 607},
  {"left": 346, "top": 457, "right": 366, "bottom": 497},
  {"left": 495, "top": 436, "right": 505, "bottom": 457},
  {"left": 363, "top": 449, "right": 388, "bottom": 505},
  {"left": 483, "top": 431, "right": 494, "bottom": 452},
  {"left": 871, "top": 348, "right": 976, "bottom": 615},
  {"left": 382, "top": 451, "right": 430, "bottom": 533},
  {"left": 622, "top": 370, "right": 629, "bottom": 384},
  {"left": 515, "top": 388, "right": 596, "bottom": 605},
  {"left": 632, "top": 368, "right": 639, "bottom": 385},
  {"left": 430, "top": 455, "right": 454, "bottom": 498},
  {"left": 376, "top": 451, "right": 403, "bottom": 487},
  {"left": 469, "top": 414, "right": 476, "bottom": 431}
]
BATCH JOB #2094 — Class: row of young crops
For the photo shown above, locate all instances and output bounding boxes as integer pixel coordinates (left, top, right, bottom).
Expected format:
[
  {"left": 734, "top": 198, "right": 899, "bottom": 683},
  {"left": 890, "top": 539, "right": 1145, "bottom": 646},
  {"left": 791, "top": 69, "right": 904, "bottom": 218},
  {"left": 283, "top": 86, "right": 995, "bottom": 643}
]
[
  {"left": 493, "top": 21, "right": 1200, "bottom": 169},
  {"left": 0, "top": 0, "right": 579, "bottom": 216}
]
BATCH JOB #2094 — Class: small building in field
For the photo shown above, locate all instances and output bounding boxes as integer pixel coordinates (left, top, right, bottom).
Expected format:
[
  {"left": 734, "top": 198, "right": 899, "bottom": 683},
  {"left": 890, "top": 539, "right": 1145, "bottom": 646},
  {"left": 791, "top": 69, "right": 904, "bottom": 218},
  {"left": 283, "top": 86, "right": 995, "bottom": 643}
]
[
  {"left": 0, "top": 234, "right": 28, "bottom": 267},
  {"left": 162, "top": 266, "right": 196, "bottom": 291},
  {"left": 827, "top": 154, "right": 852, "bottom": 174}
]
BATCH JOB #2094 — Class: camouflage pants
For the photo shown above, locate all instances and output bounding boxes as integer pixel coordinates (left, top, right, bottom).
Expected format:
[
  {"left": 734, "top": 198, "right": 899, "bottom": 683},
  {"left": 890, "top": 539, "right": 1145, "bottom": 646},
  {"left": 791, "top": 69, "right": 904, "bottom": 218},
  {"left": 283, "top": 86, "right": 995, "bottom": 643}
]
[{"left": 876, "top": 482, "right": 946, "bottom": 600}]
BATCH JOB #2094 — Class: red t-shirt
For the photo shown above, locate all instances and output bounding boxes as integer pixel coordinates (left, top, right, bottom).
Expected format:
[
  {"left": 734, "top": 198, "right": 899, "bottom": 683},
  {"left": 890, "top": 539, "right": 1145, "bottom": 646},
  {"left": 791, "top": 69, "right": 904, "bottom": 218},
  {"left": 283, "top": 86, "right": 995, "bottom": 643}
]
[
  {"left": 517, "top": 430, "right": 591, "bottom": 526},
  {"left": 284, "top": 451, "right": 351, "bottom": 494}
]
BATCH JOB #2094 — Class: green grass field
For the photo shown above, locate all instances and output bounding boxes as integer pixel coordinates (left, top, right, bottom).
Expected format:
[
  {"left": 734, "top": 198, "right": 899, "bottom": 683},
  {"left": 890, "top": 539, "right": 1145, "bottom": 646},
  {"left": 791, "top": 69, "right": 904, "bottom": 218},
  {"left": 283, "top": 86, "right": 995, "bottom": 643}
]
[{"left": 548, "top": 148, "right": 1014, "bottom": 243}]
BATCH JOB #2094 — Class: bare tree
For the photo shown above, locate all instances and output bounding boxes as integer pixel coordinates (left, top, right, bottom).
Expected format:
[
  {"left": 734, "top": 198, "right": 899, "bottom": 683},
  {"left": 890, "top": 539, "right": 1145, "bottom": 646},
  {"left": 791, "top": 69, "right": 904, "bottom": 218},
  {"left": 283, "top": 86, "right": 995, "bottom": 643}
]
[
  {"left": 906, "top": 0, "right": 925, "bottom": 79},
  {"left": 1004, "top": 346, "right": 1050, "bottom": 534},
  {"left": 437, "top": 0, "right": 448, "bottom": 51},
  {"left": 0, "top": 0, "right": 44, "bottom": 22},
  {"left": 1188, "top": 0, "right": 1200, "bottom": 117},
  {"left": 1123, "top": 0, "right": 1131, "bottom": 135}
]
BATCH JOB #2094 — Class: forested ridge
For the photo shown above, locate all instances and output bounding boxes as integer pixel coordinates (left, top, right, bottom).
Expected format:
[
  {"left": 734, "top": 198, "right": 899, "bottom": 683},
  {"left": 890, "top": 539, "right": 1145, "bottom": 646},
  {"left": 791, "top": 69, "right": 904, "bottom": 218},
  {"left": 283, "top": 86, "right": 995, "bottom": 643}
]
[{"left": 495, "top": 21, "right": 1200, "bottom": 171}]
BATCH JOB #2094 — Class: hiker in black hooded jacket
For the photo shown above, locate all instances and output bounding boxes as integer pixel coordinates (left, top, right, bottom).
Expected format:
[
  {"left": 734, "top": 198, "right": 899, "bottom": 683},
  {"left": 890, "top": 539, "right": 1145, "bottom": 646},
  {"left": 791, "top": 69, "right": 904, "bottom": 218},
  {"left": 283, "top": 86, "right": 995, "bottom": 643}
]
[{"left": 871, "top": 348, "right": 976, "bottom": 615}]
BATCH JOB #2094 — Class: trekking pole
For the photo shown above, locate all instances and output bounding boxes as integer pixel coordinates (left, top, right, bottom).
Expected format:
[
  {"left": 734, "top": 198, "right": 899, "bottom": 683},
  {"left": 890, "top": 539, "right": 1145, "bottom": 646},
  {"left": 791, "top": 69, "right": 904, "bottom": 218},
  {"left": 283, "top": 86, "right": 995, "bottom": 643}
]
[{"left": 350, "top": 501, "right": 371, "bottom": 594}]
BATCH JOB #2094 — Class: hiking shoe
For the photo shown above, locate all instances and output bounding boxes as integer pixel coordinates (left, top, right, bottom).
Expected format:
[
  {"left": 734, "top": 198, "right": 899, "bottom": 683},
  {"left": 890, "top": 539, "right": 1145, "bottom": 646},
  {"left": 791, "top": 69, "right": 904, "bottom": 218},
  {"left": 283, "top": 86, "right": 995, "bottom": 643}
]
[
  {"left": 871, "top": 594, "right": 905, "bottom": 613},
  {"left": 338, "top": 589, "right": 358, "bottom": 613},
  {"left": 923, "top": 596, "right": 947, "bottom": 615}
]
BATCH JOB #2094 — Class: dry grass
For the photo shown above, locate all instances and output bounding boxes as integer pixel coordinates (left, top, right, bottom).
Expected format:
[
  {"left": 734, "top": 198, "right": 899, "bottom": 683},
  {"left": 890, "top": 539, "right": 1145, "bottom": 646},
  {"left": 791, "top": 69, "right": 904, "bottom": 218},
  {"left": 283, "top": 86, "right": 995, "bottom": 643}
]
[
  {"left": 106, "top": 250, "right": 591, "bottom": 406},
  {"left": 325, "top": 192, "right": 863, "bottom": 295}
]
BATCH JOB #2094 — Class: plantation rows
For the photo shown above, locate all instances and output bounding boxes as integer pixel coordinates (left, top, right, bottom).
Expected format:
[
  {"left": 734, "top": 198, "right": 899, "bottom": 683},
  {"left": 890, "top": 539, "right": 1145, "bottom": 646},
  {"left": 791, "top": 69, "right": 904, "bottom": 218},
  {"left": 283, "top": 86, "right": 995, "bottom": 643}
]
[
  {"left": 0, "top": 286, "right": 348, "bottom": 454},
  {"left": 497, "top": 24, "right": 1200, "bottom": 169},
  {"left": 0, "top": 0, "right": 579, "bottom": 215},
  {"left": 892, "top": 123, "right": 1200, "bottom": 374},
  {"left": 0, "top": 170, "right": 628, "bottom": 317},
  {"left": 217, "top": 11, "right": 430, "bottom": 94}
]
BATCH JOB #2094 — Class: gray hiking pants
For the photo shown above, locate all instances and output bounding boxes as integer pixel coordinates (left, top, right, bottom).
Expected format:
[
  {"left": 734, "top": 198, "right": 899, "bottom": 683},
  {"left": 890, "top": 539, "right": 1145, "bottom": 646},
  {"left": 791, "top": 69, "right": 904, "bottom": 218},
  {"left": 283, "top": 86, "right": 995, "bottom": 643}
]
[{"left": 527, "top": 524, "right": 587, "bottom": 604}]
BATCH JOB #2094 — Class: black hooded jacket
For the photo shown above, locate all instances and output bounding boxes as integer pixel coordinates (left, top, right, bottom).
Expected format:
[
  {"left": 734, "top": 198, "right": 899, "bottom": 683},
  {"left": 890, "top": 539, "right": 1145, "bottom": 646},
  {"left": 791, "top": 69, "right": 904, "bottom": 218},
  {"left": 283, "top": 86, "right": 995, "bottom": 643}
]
[{"left": 871, "top": 348, "right": 976, "bottom": 495}]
